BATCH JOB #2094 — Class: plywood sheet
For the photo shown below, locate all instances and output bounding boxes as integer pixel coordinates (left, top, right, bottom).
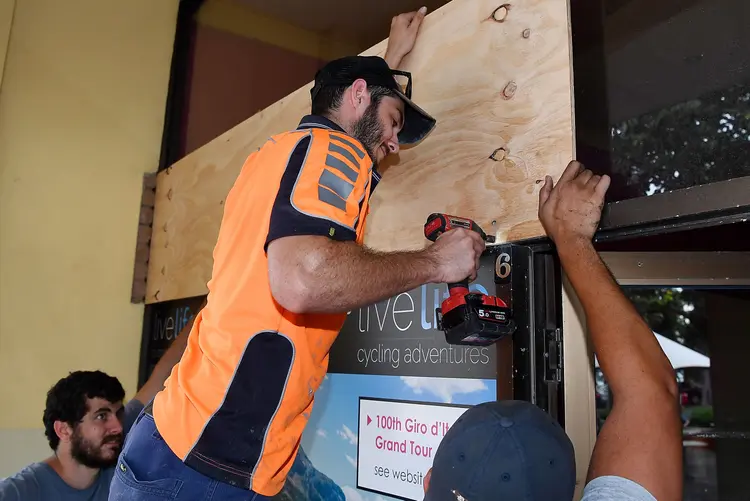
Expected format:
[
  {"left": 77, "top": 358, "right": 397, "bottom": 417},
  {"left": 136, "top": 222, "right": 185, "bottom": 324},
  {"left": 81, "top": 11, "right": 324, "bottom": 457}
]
[{"left": 146, "top": 0, "right": 575, "bottom": 303}]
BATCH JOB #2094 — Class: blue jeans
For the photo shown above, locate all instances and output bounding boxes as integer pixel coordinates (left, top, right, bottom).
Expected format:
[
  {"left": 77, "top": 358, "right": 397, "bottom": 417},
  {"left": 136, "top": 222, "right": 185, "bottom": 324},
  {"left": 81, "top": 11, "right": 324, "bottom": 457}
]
[{"left": 108, "top": 408, "right": 271, "bottom": 501}]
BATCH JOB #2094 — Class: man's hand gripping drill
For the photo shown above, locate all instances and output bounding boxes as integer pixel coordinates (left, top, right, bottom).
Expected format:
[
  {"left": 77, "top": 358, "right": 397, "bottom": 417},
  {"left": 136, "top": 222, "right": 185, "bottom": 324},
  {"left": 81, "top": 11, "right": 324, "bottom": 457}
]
[{"left": 424, "top": 213, "right": 516, "bottom": 346}]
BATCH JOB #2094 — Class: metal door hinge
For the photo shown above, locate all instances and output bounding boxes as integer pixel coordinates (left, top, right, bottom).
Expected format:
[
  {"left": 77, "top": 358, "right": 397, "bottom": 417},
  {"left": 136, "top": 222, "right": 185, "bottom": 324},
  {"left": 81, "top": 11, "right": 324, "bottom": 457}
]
[{"left": 544, "top": 328, "right": 563, "bottom": 383}]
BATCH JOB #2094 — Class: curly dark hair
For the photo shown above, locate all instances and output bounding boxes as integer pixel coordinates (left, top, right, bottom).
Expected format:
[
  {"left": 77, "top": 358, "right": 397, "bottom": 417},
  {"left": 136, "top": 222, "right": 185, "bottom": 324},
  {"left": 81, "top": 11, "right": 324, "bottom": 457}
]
[{"left": 42, "top": 370, "right": 125, "bottom": 450}]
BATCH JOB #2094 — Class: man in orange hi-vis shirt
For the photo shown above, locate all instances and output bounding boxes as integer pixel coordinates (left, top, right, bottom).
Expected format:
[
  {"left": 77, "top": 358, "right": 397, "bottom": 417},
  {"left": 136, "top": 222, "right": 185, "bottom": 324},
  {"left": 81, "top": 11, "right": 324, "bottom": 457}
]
[{"left": 110, "top": 8, "right": 487, "bottom": 501}]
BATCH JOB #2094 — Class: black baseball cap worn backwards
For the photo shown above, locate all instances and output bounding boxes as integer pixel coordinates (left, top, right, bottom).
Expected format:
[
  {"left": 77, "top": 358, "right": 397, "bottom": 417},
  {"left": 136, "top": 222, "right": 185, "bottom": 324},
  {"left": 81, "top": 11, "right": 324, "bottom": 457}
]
[{"left": 311, "top": 55, "right": 437, "bottom": 145}]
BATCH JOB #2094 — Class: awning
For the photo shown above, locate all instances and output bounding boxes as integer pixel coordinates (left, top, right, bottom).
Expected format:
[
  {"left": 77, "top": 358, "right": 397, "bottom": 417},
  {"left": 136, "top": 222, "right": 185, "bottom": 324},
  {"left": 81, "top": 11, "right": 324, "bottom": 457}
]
[{"left": 595, "top": 333, "right": 710, "bottom": 370}]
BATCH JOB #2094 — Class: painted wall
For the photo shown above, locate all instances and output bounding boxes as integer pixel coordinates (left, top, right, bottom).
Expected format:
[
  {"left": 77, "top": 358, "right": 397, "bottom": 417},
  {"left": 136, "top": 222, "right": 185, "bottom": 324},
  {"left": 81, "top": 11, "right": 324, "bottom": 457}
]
[
  {"left": 0, "top": 0, "right": 14, "bottom": 87},
  {"left": 0, "top": 0, "right": 178, "bottom": 476},
  {"left": 182, "top": 23, "right": 327, "bottom": 155}
]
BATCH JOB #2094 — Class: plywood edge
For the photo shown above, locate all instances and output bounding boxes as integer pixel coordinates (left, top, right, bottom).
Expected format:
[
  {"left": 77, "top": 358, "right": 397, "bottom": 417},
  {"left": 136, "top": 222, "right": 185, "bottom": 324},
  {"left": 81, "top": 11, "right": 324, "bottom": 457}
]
[{"left": 562, "top": 277, "right": 596, "bottom": 500}]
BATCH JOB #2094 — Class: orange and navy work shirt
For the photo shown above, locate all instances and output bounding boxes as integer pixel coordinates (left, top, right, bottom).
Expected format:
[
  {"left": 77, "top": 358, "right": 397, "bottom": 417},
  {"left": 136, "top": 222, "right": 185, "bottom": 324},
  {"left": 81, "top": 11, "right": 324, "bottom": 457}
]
[{"left": 152, "top": 115, "right": 379, "bottom": 496}]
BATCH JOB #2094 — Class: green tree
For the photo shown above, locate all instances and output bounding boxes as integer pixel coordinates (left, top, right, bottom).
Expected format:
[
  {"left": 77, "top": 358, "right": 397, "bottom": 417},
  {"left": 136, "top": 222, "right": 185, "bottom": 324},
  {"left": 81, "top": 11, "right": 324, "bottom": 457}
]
[
  {"left": 622, "top": 288, "right": 708, "bottom": 355},
  {"left": 611, "top": 82, "right": 750, "bottom": 197}
]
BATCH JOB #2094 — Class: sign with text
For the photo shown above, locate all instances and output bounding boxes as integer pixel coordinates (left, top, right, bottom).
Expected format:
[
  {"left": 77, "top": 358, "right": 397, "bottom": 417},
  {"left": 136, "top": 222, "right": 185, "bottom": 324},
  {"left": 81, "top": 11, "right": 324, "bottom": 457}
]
[
  {"left": 357, "top": 397, "right": 469, "bottom": 501},
  {"left": 329, "top": 255, "right": 497, "bottom": 379},
  {"left": 140, "top": 295, "right": 205, "bottom": 386}
]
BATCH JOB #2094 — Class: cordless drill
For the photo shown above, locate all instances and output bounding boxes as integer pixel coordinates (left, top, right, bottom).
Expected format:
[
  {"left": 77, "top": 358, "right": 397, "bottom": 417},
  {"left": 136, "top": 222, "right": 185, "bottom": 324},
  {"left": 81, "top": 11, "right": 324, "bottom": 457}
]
[{"left": 424, "top": 213, "right": 516, "bottom": 346}]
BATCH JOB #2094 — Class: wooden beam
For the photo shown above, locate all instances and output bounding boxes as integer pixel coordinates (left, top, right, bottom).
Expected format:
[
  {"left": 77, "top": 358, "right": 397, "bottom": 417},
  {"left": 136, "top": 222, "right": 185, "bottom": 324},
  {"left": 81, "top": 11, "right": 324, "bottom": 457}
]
[
  {"left": 603, "top": 0, "right": 703, "bottom": 55},
  {"left": 146, "top": 0, "right": 575, "bottom": 304},
  {"left": 562, "top": 277, "right": 596, "bottom": 500},
  {"left": 197, "top": 0, "right": 360, "bottom": 61}
]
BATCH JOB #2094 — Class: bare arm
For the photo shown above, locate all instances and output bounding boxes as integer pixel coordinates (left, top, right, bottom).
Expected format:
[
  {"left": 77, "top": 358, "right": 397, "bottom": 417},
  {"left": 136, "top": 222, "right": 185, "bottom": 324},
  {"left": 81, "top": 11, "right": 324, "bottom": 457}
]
[
  {"left": 539, "top": 162, "right": 682, "bottom": 501},
  {"left": 384, "top": 7, "right": 427, "bottom": 69},
  {"left": 561, "top": 240, "right": 682, "bottom": 499},
  {"left": 267, "top": 230, "right": 484, "bottom": 314},
  {"left": 132, "top": 299, "right": 206, "bottom": 404}
]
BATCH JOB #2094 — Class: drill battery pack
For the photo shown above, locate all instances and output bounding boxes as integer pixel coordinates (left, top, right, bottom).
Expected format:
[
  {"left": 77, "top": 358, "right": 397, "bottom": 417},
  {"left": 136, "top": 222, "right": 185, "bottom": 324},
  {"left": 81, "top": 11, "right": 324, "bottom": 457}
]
[{"left": 436, "top": 292, "right": 516, "bottom": 346}]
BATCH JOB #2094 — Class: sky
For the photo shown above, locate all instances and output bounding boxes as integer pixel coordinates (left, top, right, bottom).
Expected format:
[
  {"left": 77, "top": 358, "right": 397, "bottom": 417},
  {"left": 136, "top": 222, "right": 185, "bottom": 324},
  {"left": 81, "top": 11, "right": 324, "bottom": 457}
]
[{"left": 301, "top": 373, "right": 496, "bottom": 501}]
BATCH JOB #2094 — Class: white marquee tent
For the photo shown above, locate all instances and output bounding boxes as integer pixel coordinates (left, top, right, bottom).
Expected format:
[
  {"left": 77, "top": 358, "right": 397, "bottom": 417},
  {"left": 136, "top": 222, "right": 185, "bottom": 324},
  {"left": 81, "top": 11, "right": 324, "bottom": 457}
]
[{"left": 595, "top": 333, "right": 710, "bottom": 370}]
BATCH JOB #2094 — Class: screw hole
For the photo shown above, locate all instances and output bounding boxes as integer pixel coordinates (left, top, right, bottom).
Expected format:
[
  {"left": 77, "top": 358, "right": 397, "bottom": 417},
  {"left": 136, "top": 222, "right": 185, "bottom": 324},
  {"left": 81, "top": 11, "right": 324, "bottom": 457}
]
[
  {"left": 489, "top": 147, "right": 507, "bottom": 161},
  {"left": 491, "top": 4, "right": 511, "bottom": 22}
]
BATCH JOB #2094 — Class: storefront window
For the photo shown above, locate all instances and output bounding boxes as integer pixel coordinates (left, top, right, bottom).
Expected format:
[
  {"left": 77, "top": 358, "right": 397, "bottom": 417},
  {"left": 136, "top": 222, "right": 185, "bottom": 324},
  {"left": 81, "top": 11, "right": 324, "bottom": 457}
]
[
  {"left": 595, "top": 286, "right": 750, "bottom": 500},
  {"left": 573, "top": 0, "right": 750, "bottom": 202},
  {"left": 610, "top": 83, "right": 749, "bottom": 198}
]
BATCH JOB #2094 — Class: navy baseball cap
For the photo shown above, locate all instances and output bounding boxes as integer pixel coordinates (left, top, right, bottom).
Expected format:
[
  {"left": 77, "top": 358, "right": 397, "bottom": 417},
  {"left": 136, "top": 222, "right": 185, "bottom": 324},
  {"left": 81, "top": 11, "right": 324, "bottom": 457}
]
[
  {"left": 424, "top": 400, "right": 576, "bottom": 501},
  {"left": 310, "top": 55, "right": 437, "bottom": 145}
]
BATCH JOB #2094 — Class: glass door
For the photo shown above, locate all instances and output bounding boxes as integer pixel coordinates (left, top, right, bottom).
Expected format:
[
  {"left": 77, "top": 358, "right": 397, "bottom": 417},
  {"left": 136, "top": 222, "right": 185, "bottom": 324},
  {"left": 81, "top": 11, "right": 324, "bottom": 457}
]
[{"left": 563, "top": 251, "right": 750, "bottom": 501}]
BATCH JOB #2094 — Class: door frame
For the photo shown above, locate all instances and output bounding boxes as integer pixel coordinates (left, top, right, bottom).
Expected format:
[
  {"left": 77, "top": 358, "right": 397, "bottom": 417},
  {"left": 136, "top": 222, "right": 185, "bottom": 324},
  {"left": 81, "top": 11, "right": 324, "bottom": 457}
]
[{"left": 562, "top": 250, "right": 750, "bottom": 499}]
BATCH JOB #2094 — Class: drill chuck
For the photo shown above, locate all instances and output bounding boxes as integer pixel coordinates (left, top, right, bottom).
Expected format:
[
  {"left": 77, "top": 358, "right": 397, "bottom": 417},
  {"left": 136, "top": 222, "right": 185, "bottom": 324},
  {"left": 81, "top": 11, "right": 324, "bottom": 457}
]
[{"left": 424, "top": 213, "right": 495, "bottom": 243}]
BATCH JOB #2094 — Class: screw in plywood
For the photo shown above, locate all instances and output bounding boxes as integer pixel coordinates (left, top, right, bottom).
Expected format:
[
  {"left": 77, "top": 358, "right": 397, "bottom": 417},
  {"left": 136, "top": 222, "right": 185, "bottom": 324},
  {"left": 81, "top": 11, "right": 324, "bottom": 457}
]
[{"left": 502, "top": 81, "right": 517, "bottom": 100}]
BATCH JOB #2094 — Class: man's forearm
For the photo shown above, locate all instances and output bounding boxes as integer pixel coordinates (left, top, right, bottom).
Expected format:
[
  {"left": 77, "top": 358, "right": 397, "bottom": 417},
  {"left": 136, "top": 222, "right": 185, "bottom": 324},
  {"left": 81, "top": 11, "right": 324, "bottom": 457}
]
[
  {"left": 557, "top": 239, "right": 677, "bottom": 397},
  {"left": 538, "top": 162, "right": 682, "bottom": 501},
  {"left": 384, "top": 52, "right": 402, "bottom": 69},
  {"left": 274, "top": 239, "right": 438, "bottom": 314}
]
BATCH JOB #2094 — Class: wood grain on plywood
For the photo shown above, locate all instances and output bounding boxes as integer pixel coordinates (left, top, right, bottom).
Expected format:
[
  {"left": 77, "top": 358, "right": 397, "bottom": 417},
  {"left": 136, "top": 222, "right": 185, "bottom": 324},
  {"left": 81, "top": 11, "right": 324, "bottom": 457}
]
[{"left": 147, "top": 0, "right": 574, "bottom": 303}]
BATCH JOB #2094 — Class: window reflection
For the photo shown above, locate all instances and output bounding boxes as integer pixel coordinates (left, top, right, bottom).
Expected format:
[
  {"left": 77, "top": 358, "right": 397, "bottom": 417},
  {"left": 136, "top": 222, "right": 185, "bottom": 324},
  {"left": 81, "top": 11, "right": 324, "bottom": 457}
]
[
  {"left": 573, "top": 0, "right": 750, "bottom": 201},
  {"left": 595, "top": 287, "right": 750, "bottom": 501},
  {"left": 610, "top": 84, "right": 750, "bottom": 197}
]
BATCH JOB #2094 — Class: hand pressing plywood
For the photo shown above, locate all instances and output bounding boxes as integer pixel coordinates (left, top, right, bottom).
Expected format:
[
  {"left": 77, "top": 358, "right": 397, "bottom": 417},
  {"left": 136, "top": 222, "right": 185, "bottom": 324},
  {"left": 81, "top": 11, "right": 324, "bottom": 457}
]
[{"left": 146, "top": 0, "right": 574, "bottom": 304}]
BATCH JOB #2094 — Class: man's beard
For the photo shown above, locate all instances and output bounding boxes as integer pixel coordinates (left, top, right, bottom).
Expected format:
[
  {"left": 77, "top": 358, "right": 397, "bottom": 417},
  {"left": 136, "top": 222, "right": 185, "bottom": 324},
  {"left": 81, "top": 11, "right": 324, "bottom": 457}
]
[
  {"left": 350, "top": 102, "right": 384, "bottom": 165},
  {"left": 70, "top": 428, "right": 123, "bottom": 469}
]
